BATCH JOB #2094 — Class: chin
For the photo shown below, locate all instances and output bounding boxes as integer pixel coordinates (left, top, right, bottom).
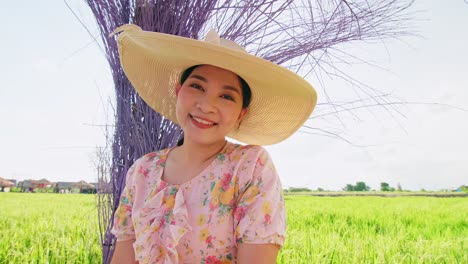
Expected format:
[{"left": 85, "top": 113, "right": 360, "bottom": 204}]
[{"left": 184, "top": 134, "right": 226, "bottom": 146}]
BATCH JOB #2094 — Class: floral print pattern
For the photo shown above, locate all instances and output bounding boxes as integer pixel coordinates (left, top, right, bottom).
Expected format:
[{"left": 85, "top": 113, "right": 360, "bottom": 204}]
[{"left": 112, "top": 143, "right": 286, "bottom": 263}]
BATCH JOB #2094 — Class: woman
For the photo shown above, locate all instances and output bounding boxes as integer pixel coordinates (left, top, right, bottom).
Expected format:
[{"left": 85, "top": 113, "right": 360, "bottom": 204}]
[{"left": 110, "top": 25, "right": 317, "bottom": 264}]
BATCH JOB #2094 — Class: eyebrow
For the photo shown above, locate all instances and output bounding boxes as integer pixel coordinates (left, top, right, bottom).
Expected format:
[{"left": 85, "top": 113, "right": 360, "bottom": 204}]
[{"left": 189, "top": 74, "right": 241, "bottom": 95}]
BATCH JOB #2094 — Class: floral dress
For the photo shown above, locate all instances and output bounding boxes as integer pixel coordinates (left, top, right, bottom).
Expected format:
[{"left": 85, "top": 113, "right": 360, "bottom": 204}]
[{"left": 112, "top": 142, "right": 286, "bottom": 264}]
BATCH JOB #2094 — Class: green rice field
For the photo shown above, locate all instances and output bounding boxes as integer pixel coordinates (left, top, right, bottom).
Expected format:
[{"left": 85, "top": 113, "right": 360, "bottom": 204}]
[{"left": 0, "top": 193, "right": 466, "bottom": 263}]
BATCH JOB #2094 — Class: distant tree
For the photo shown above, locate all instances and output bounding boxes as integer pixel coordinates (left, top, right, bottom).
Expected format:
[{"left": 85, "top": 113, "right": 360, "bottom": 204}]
[
  {"left": 317, "top": 187, "right": 325, "bottom": 192},
  {"left": 355, "top": 181, "right": 371, "bottom": 191},
  {"left": 381, "top": 182, "right": 391, "bottom": 192},
  {"left": 288, "top": 187, "right": 312, "bottom": 192},
  {"left": 343, "top": 182, "right": 371, "bottom": 191},
  {"left": 343, "top": 184, "right": 355, "bottom": 192}
]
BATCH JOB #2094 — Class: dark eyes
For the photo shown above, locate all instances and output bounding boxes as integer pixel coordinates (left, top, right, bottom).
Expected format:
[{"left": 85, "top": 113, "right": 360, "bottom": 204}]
[
  {"left": 189, "top": 83, "right": 236, "bottom": 102},
  {"left": 221, "top": 94, "right": 235, "bottom": 101},
  {"left": 190, "top": 83, "right": 204, "bottom": 90}
]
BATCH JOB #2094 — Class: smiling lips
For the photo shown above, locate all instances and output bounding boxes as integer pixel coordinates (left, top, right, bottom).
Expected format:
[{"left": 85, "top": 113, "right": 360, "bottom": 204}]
[{"left": 189, "top": 114, "right": 217, "bottom": 129}]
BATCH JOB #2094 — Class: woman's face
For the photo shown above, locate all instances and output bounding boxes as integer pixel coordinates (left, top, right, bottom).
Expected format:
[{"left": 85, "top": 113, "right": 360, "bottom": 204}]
[{"left": 175, "top": 65, "right": 248, "bottom": 145}]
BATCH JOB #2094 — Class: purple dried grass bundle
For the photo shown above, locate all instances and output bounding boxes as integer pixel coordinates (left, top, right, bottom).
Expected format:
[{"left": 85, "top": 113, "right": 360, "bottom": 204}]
[{"left": 83, "top": 0, "right": 416, "bottom": 262}]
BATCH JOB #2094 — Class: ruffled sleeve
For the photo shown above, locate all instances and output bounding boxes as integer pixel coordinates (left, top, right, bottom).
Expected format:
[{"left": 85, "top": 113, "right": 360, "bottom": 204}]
[
  {"left": 111, "top": 162, "right": 138, "bottom": 241},
  {"left": 234, "top": 147, "right": 286, "bottom": 246}
]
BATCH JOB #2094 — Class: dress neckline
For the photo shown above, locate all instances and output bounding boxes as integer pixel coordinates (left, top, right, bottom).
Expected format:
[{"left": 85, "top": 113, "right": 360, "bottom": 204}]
[{"left": 159, "top": 142, "right": 231, "bottom": 187}]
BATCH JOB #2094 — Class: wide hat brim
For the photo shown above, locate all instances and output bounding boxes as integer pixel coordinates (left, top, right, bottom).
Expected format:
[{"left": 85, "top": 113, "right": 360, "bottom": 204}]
[{"left": 112, "top": 24, "right": 317, "bottom": 145}]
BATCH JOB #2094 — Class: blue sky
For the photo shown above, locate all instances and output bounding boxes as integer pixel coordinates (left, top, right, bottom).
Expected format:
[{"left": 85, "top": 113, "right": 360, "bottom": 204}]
[{"left": 1, "top": 1, "right": 467, "bottom": 191}]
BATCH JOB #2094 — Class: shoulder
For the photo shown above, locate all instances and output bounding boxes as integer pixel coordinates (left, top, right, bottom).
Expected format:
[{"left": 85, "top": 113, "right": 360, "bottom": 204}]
[
  {"left": 223, "top": 142, "right": 276, "bottom": 178},
  {"left": 125, "top": 148, "right": 172, "bottom": 184},
  {"left": 139, "top": 148, "right": 170, "bottom": 164},
  {"left": 224, "top": 142, "right": 270, "bottom": 161},
  {"left": 132, "top": 148, "right": 171, "bottom": 169}
]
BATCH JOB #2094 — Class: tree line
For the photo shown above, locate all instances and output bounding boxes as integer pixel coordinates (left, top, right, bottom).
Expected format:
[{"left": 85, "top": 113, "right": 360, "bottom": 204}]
[
  {"left": 285, "top": 183, "right": 468, "bottom": 193},
  {"left": 342, "top": 182, "right": 403, "bottom": 192}
]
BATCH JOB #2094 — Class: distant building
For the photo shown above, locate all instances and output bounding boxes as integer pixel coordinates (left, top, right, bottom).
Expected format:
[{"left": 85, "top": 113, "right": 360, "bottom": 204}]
[
  {"left": 5, "top": 178, "right": 96, "bottom": 194},
  {"left": 0, "top": 177, "right": 15, "bottom": 192},
  {"left": 54, "top": 182, "right": 76, "bottom": 193},
  {"left": 54, "top": 181, "right": 96, "bottom": 194},
  {"left": 17, "top": 179, "right": 52, "bottom": 192},
  {"left": 6, "top": 179, "right": 17, "bottom": 186}
]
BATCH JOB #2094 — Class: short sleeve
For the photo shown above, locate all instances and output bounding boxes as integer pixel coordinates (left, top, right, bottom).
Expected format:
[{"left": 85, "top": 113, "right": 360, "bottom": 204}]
[
  {"left": 111, "top": 162, "right": 138, "bottom": 241},
  {"left": 234, "top": 147, "right": 286, "bottom": 247}
]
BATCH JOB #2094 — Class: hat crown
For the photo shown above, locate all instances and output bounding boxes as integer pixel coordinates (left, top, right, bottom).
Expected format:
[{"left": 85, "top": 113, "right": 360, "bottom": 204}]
[{"left": 204, "top": 29, "right": 247, "bottom": 53}]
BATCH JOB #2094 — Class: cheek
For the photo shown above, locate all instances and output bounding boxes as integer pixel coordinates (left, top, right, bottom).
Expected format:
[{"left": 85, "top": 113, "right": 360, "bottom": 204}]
[
  {"left": 176, "top": 88, "right": 194, "bottom": 106},
  {"left": 175, "top": 92, "right": 191, "bottom": 120},
  {"left": 223, "top": 107, "right": 244, "bottom": 124}
]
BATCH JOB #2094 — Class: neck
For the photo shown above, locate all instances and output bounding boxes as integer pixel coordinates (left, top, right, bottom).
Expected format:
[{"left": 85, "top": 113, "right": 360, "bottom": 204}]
[{"left": 177, "top": 139, "right": 227, "bottom": 164}]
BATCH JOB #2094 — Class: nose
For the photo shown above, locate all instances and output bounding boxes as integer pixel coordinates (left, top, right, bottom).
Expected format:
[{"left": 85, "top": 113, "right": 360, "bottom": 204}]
[{"left": 196, "top": 94, "right": 217, "bottom": 113}]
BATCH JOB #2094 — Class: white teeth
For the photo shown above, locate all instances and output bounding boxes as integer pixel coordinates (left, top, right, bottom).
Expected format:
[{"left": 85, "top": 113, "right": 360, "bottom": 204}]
[{"left": 193, "top": 116, "right": 214, "bottom": 125}]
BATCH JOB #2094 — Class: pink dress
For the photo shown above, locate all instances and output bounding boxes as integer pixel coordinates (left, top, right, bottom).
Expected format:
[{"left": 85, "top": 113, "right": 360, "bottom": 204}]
[{"left": 112, "top": 142, "right": 286, "bottom": 264}]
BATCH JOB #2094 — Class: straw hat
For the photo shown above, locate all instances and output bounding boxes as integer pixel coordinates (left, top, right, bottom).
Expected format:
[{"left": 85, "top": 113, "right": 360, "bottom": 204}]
[{"left": 111, "top": 24, "right": 317, "bottom": 145}]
